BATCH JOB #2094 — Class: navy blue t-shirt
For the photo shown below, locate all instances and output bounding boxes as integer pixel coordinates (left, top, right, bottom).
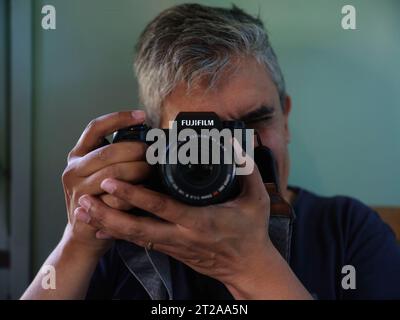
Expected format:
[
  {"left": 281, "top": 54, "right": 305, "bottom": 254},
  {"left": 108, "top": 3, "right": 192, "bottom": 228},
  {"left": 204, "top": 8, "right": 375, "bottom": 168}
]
[{"left": 86, "top": 188, "right": 400, "bottom": 299}]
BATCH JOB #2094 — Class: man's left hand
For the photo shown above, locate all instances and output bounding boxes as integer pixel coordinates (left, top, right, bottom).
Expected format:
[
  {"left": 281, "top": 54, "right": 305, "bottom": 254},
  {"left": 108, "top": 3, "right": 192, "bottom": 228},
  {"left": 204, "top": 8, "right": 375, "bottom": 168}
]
[{"left": 76, "top": 162, "right": 273, "bottom": 289}]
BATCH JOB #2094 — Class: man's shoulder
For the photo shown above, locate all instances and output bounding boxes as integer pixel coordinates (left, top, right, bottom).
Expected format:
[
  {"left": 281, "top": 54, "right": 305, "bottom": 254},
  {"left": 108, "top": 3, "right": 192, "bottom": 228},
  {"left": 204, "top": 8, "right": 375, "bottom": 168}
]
[
  {"left": 289, "top": 187, "right": 400, "bottom": 299},
  {"left": 292, "top": 187, "right": 381, "bottom": 225},
  {"left": 290, "top": 186, "right": 397, "bottom": 246},
  {"left": 292, "top": 187, "right": 369, "bottom": 211}
]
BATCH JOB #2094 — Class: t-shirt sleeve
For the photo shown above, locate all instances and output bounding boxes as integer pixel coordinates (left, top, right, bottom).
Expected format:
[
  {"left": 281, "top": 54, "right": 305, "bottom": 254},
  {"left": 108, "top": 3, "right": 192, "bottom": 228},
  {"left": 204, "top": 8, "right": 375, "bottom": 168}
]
[{"left": 342, "top": 199, "right": 400, "bottom": 299}]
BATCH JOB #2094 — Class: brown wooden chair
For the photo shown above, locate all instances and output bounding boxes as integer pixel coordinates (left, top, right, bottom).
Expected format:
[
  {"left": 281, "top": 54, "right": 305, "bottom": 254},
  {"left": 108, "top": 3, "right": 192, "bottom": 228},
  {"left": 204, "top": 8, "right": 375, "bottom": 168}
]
[{"left": 373, "top": 207, "right": 400, "bottom": 242}]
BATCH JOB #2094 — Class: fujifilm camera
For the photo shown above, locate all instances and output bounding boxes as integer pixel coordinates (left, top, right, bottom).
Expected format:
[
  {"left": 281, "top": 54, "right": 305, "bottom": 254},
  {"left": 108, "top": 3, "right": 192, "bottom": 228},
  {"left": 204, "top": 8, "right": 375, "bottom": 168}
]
[{"left": 112, "top": 112, "right": 279, "bottom": 206}]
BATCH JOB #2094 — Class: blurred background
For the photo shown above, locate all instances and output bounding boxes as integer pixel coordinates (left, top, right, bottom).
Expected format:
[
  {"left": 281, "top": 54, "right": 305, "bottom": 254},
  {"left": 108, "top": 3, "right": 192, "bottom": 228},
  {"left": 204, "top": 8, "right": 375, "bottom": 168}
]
[{"left": 0, "top": 0, "right": 399, "bottom": 299}]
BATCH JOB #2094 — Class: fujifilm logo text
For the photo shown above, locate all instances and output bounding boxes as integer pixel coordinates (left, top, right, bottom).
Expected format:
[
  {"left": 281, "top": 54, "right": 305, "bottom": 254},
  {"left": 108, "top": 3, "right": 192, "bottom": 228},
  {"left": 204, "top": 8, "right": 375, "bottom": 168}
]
[{"left": 181, "top": 119, "right": 214, "bottom": 126}]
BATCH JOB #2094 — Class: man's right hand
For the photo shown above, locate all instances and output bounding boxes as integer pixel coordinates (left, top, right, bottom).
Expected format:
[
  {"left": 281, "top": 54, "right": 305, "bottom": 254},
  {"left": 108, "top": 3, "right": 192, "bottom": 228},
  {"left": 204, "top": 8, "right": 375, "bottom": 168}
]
[{"left": 61, "top": 110, "right": 150, "bottom": 257}]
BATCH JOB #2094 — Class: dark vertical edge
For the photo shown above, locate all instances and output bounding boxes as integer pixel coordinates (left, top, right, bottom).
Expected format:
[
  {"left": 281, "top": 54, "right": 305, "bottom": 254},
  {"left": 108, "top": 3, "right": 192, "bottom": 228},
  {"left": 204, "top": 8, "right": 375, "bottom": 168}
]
[
  {"left": 9, "top": 0, "right": 33, "bottom": 299},
  {"left": 0, "top": 0, "right": 11, "bottom": 299}
]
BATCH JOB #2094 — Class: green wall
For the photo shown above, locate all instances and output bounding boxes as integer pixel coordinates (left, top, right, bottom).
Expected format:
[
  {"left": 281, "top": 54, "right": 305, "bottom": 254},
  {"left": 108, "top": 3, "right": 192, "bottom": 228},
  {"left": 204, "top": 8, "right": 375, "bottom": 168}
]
[{"left": 31, "top": 0, "right": 400, "bottom": 270}]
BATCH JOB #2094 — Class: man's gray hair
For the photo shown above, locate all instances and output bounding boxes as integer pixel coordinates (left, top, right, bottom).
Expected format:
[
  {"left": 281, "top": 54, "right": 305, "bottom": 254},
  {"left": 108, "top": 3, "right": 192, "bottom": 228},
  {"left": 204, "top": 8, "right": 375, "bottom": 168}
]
[{"left": 134, "top": 3, "right": 286, "bottom": 127}]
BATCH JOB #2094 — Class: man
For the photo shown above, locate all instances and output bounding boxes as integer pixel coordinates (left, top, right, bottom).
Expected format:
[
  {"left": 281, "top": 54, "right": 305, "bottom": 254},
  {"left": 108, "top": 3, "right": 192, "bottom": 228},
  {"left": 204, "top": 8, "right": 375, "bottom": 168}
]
[{"left": 22, "top": 4, "right": 400, "bottom": 300}]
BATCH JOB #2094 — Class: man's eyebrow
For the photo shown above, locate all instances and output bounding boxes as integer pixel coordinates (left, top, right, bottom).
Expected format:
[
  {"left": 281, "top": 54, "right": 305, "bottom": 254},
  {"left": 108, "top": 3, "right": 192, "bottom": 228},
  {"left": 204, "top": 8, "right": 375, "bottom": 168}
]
[{"left": 238, "top": 105, "right": 275, "bottom": 123}]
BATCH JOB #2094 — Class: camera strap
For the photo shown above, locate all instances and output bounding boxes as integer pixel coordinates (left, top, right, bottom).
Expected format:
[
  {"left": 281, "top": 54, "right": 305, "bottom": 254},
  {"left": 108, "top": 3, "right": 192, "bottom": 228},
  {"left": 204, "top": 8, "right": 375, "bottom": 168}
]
[
  {"left": 254, "top": 132, "right": 296, "bottom": 262},
  {"left": 266, "top": 182, "right": 296, "bottom": 262}
]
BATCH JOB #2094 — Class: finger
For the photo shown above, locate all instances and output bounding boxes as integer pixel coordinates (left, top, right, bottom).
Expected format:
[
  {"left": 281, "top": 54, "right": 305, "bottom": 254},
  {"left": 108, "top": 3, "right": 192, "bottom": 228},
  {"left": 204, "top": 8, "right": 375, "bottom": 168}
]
[
  {"left": 235, "top": 167, "right": 270, "bottom": 210},
  {"left": 77, "top": 195, "right": 180, "bottom": 245},
  {"left": 100, "top": 194, "right": 133, "bottom": 211},
  {"left": 238, "top": 162, "right": 266, "bottom": 203},
  {"left": 231, "top": 138, "right": 267, "bottom": 205},
  {"left": 100, "top": 178, "right": 201, "bottom": 228},
  {"left": 73, "top": 207, "right": 103, "bottom": 236},
  {"left": 69, "top": 110, "right": 145, "bottom": 159},
  {"left": 74, "top": 206, "right": 91, "bottom": 224},
  {"left": 79, "top": 161, "right": 151, "bottom": 196},
  {"left": 73, "top": 141, "right": 148, "bottom": 176}
]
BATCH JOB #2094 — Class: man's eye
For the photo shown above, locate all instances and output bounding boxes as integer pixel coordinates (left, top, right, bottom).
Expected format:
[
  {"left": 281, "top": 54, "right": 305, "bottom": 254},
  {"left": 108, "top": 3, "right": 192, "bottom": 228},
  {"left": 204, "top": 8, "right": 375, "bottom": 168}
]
[{"left": 245, "top": 116, "right": 273, "bottom": 126}]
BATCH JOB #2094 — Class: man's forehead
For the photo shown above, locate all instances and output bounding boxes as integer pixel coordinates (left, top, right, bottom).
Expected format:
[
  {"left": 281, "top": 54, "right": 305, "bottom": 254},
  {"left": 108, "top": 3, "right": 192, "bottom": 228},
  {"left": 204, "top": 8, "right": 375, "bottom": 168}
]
[
  {"left": 162, "top": 91, "right": 276, "bottom": 124},
  {"left": 160, "top": 57, "right": 279, "bottom": 124}
]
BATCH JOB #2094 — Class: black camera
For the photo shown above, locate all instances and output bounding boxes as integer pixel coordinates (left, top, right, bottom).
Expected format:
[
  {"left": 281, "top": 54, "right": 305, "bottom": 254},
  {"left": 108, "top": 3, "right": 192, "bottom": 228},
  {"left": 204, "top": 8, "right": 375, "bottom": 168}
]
[{"left": 112, "top": 112, "right": 278, "bottom": 206}]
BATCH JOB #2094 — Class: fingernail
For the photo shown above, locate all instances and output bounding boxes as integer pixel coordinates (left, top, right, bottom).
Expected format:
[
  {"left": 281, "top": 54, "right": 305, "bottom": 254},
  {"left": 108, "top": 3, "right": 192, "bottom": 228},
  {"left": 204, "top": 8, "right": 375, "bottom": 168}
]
[
  {"left": 131, "top": 110, "right": 145, "bottom": 120},
  {"left": 96, "top": 230, "right": 113, "bottom": 240},
  {"left": 75, "top": 208, "right": 91, "bottom": 224},
  {"left": 78, "top": 196, "right": 92, "bottom": 211},
  {"left": 101, "top": 179, "right": 117, "bottom": 193}
]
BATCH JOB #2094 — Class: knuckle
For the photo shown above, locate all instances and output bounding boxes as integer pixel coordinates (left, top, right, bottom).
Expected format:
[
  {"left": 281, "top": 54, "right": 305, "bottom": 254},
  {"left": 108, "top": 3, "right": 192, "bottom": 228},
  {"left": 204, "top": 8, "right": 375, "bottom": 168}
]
[
  {"left": 127, "top": 223, "right": 143, "bottom": 241},
  {"left": 96, "top": 146, "right": 111, "bottom": 162},
  {"left": 92, "top": 205, "right": 106, "bottom": 225},
  {"left": 109, "top": 197, "right": 122, "bottom": 209},
  {"left": 147, "top": 196, "right": 167, "bottom": 213},
  {"left": 86, "top": 119, "right": 99, "bottom": 132},
  {"left": 102, "top": 195, "right": 131, "bottom": 210},
  {"left": 67, "top": 150, "right": 76, "bottom": 161},
  {"left": 61, "top": 165, "right": 75, "bottom": 185},
  {"left": 121, "top": 142, "right": 147, "bottom": 160}
]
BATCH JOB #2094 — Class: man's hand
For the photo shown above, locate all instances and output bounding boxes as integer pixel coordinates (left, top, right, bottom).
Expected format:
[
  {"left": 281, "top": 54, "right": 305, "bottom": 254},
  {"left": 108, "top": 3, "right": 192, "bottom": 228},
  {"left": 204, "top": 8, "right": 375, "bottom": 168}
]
[
  {"left": 62, "top": 110, "right": 150, "bottom": 256},
  {"left": 76, "top": 149, "right": 312, "bottom": 299},
  {"left": 76, "top": 157, "right": 274, "bottom": 285},
  {"left": 22, "top": 110, "right": 152, "bottom": 300}
]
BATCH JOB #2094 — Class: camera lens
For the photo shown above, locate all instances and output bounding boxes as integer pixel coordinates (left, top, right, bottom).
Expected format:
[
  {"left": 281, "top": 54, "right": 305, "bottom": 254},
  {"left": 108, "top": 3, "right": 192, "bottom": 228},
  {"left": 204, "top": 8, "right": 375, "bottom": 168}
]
[
  {"left": 179, "top": 163, "right": 221, "bottom": 189},
  {"left": 159, "top": 135, "right": 239, "bottom": 206}
]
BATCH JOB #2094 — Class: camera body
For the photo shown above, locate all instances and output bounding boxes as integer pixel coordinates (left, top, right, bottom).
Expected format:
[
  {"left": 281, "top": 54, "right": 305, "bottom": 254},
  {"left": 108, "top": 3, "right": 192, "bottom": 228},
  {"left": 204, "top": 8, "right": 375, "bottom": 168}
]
[{"left": 113, "top": 112, "right": 278, "bottom": 206}]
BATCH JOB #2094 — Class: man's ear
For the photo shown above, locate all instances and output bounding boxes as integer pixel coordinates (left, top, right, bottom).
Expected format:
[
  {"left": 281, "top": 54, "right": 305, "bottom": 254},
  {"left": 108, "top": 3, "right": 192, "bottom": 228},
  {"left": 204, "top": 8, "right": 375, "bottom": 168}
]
[{"left": 283, "top": 95, "right": 292, "bottom": 143}]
